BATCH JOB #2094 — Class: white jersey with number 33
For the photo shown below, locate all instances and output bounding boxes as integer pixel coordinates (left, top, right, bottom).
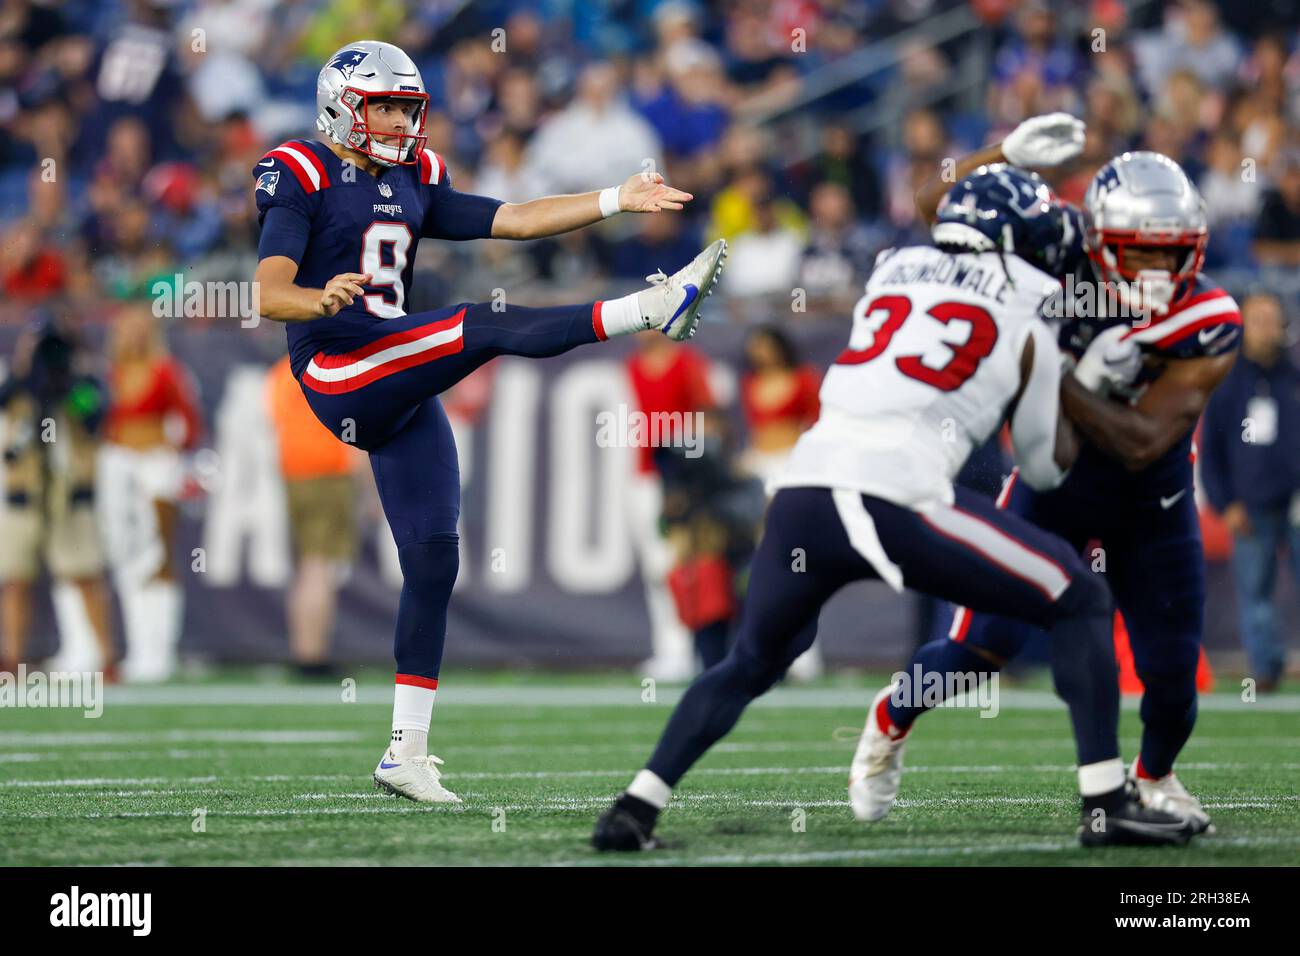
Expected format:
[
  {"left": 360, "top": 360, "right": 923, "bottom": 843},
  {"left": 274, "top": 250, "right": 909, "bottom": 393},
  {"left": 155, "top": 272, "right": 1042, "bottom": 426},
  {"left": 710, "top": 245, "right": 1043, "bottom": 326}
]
[{"left": 773, "top": 245, "right": 1063, "bottom": 507}]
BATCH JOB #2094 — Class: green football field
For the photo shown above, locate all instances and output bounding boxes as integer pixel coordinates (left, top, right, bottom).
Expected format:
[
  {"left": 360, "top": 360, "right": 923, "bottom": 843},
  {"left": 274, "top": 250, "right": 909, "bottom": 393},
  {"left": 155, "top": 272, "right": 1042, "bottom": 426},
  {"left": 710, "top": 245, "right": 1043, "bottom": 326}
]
[{"left": 2, "top": 671, "right": 1297, "bottom": 866}]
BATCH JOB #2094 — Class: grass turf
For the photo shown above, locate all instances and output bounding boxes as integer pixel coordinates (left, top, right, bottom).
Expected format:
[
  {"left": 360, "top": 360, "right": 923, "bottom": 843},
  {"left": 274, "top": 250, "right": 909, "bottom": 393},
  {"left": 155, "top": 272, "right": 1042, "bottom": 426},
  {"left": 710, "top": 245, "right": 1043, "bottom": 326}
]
[{"left": 1, "top": 672, "right": 1297, "bottom": 866}]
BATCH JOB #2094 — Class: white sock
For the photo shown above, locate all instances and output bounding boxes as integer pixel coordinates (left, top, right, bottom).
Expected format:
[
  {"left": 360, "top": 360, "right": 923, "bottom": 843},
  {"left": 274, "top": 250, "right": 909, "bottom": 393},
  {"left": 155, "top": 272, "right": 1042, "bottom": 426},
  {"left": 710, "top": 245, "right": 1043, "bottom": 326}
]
[
  {"left": 391, "top": 680, "right": 436, "bottom": 757},
  {"left": 390, "top": 728, "right": 428, "bottom": 758},
  {"left": 627, "top": 769, "right": 672, "bottom": 809},
  {"left": 1078, "top": 757, "right": 1126, "bottom": 797},
  {"left": 597, "top": 292, "right": 652, "bottom": 338}
]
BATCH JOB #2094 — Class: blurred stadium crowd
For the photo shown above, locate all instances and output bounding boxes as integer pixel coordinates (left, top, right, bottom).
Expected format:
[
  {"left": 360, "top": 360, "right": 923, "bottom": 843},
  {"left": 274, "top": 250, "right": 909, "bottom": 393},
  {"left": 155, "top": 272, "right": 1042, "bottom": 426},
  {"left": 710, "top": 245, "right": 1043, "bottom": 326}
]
[
  {"left": 5, "top": 0, "right": 1300, "bottom": 313},
  {"left": 0, "top": 0, "right": 1298, "bottom": 682}
]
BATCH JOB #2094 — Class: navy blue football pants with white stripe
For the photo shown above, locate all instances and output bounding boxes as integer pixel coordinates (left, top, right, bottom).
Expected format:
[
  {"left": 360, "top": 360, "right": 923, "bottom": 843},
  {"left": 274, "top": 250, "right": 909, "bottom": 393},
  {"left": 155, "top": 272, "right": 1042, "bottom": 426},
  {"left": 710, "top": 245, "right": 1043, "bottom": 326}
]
[
  {"left": 297, "top": 300, "right": 602, "bottom": 682},
  {"left": 644, "top": 485, "right": 1121, "bottom": 788},
  {"left": 892, "top": 456, "right": 1205, "bottom": 779}
]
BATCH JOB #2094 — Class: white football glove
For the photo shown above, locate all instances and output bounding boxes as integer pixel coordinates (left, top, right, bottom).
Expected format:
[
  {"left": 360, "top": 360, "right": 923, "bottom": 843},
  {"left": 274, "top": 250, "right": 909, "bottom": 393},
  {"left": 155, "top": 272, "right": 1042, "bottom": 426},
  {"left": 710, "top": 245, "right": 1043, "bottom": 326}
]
[
  {"left": 1072, "top": 324, "right": 1143, "bottom": 394},
  {"left": 1001, "top": 113, "right": 1085, "bottom": 168}
]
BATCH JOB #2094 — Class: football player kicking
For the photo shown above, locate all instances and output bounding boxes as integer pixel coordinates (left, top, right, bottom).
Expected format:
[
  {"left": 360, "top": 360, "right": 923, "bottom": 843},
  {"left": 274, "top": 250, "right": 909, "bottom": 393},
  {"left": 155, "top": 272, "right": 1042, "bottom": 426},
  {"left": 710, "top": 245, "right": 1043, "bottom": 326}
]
[
  {"left": 252, "top": 40, "right": 727, "bottom": 803},
  {"left": 594, "top": 161, "right": 1203, "bottom": 852},
  {"left": 856, "top": 115, "right": 1239, "bottom": 835}
]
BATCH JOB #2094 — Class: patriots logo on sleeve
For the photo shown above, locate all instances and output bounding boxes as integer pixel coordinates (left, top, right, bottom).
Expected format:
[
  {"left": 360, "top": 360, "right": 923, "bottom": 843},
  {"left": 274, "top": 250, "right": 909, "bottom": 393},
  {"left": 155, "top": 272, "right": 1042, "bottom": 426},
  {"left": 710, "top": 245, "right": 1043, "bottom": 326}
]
[
  {"left": 328, "top": 49, "right": 370, "bottom": 81},
  {"left": 256, "top": 169, "right": 280, "bottom": 196}
]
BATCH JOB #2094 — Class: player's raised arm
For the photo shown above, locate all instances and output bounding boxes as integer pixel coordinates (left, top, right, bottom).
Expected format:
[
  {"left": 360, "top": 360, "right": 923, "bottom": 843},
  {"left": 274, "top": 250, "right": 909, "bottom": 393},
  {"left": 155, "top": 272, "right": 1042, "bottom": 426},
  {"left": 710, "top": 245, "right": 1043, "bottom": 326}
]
[
  {"left": 489, "top": 171, "right": 693, "bottom": 240},
  {"left": 914, "top": 113, "right": 1085, "bottom": 225}
]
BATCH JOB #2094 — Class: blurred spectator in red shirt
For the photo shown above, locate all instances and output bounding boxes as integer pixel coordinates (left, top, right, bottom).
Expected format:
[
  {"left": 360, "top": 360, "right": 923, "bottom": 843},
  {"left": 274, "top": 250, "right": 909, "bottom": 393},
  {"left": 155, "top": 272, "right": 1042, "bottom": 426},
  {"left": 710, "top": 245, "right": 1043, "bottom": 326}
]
[
  {"left": 625, "top": 336, "right": 715, "bottom": 681},
  {"left": 1, "top": 219, "right": 65, "bottom": 301},
  {"left": 737, "top": 325, "right": 823, "bottom": 680}
]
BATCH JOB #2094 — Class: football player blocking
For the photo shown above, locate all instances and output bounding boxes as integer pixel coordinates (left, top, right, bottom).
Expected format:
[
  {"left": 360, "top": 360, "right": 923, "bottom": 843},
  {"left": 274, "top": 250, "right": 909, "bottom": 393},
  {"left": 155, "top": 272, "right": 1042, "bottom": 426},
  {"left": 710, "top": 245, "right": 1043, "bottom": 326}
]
[
  {"left": 595, "top": 115, "right": 1216, "bottom": 851},
  {"left": 252, "top": 40, "right": 726, "bottom": 803},
  {"left": 868, "top": 137, "right": 1238, "bottom": 836}
]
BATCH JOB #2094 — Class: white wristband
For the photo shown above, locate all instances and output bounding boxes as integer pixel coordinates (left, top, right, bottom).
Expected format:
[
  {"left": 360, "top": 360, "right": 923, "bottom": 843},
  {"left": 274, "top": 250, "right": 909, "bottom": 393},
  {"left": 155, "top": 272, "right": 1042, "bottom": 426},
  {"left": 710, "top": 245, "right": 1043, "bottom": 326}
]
[{"left": 598, "top": 185, "right": 622, "bottom": 219}]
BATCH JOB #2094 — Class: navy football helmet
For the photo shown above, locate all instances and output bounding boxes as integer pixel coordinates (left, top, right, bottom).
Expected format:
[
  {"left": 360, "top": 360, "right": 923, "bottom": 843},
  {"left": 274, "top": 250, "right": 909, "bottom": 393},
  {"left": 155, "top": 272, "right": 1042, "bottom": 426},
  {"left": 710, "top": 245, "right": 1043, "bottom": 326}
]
[{"left": 932, "top": 164, "right": 1083, "bottom": 278}]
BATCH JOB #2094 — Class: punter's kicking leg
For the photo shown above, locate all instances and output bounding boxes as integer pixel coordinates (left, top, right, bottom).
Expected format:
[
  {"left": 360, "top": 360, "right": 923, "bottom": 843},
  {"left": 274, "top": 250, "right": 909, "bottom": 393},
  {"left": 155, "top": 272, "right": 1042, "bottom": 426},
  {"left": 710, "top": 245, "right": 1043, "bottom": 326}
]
[
  {"left": 298, "top": 239, "right": 727, "bottom": 449},
  {"left": 593, "top": 484, "right": 1181, "bottom": 850}
]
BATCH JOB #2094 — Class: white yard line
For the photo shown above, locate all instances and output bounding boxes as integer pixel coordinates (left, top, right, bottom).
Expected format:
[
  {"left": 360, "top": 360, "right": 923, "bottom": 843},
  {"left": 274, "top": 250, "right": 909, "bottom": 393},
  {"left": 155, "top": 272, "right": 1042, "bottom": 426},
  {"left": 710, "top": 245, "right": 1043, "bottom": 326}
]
[
  {"left": 0, "top": 730, "right": 364, "bottom": 746},
  {"left": 550, "top": 834, "right": 1300, "bottom": 867},
  {"left": 5, "top": 764, "right": 1300, "bottom": 789},
  {"left": 74, "top": 683, "right": 1300, "bottom": 711},
  {"left": 3, "top": 737, "right": 1296, "bottom": 763},
  {"left": 42, "top": 834, "right": 1299, "bottom": 868}
]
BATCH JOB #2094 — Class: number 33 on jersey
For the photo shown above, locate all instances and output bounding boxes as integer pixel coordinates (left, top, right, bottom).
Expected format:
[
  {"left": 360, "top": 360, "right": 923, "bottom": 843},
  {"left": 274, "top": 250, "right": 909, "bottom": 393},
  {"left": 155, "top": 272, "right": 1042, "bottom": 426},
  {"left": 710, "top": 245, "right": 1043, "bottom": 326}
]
[
  {"left": 252, "top": 139, "right": 503, "bottom": 374},
  {"left": 776, "top": 244, "right": 1063, "bottom": 507}
]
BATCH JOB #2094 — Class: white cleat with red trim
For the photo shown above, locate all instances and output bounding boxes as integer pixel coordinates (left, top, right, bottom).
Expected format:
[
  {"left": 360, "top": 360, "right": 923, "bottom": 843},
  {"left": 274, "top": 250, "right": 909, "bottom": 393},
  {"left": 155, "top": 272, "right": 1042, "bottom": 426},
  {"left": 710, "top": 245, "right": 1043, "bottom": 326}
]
[
  {"left": 373, "top": 747, "right": 461, "bottom": 804},
  {"left": 1131, "top": 759, "right": 1213, "bottom": 835},
  {"left": 849, "top": 682, "right": 911, "bottom": 822}
]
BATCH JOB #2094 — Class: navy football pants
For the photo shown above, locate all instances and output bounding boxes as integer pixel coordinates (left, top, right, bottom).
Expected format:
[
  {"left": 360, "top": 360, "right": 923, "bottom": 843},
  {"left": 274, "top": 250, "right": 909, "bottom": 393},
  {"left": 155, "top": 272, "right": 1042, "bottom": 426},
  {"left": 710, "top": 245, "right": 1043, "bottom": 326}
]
[
  {"left": 645, "top": 486, "right": 1121, "bottom": 788},
  {"left": 892, "top": 457, "right": 1205, "bottom": 779},
  {"left": 297, "top": 300, "right": 602, "bottom": 680}
]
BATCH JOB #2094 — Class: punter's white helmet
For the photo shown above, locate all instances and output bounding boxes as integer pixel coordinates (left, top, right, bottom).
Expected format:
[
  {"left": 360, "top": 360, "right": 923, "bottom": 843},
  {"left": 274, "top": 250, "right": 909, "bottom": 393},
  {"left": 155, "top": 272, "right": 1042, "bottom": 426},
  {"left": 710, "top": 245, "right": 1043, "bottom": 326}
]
[{"left": 316, "top": 40, "right": 428, "bottom": 167}]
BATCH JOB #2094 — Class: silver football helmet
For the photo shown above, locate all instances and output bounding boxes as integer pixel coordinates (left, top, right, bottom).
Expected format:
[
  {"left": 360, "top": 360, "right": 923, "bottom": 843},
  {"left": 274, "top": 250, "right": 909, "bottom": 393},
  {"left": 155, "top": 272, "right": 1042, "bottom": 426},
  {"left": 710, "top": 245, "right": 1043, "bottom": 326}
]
[
  {"left": 316, "top": 40, "right": 428, "bottom": 167},
  {"left": 1083, "top": 151, "right": 1208, "bottom": 316}
]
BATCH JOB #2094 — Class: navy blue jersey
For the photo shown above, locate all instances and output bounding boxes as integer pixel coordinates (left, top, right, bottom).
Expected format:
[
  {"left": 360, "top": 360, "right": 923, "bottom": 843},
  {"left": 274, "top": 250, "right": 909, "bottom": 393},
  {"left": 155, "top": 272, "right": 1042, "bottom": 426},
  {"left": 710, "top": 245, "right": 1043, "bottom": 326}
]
[
  {"left": 1048, "top": 266, "right": 1241, "bottom": 484},
  {"left": 252, "top": 139, "right": 503, "bottom": 375}
]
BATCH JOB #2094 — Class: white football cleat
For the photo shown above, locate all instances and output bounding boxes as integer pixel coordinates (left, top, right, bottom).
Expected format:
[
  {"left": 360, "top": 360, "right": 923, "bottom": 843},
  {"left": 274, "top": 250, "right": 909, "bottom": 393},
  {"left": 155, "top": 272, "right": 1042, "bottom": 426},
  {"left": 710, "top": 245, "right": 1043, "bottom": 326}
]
[
  {"left": 373, "top": 747, "right": 461, "bottom": 804},
  {"left": 848, "top": 682, "right": 910, "bottom": 822},
  {"left": 1131, "top": 760, "right": 1213, "bottom": 834},
  {"left": 641, "top": 238, "right": 727, "bottom": 341}
]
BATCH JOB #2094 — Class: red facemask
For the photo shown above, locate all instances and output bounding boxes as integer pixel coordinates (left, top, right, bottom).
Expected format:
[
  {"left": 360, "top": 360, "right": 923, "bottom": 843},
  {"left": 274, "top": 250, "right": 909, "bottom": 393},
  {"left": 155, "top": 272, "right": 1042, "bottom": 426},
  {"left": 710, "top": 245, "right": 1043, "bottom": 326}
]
[{"left": 338, "top": 88, "right": 429, "bottom": 166}]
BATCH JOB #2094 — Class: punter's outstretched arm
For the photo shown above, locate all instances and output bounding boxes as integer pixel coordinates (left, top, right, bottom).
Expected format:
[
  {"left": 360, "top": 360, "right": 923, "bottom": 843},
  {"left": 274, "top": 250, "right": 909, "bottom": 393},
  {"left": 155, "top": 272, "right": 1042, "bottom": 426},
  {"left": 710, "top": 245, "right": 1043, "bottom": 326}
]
[
  {"left": 490, "top": 172, "right": 693, "bottom": 240},
  {"left": 914, "top": 113, "right": 1085, "bottom": 225}
]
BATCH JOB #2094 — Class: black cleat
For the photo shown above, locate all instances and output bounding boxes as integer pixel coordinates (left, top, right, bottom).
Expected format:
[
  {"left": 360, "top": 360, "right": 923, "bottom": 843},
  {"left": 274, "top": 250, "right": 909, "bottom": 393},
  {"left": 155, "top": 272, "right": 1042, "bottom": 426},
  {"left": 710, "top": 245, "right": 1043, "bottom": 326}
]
[
  {"left": 592, "top": 794, "right": 661, "bottom": 852},
  {"left": 1078, "top": 786, "right": 1202, "bottom": 848}
]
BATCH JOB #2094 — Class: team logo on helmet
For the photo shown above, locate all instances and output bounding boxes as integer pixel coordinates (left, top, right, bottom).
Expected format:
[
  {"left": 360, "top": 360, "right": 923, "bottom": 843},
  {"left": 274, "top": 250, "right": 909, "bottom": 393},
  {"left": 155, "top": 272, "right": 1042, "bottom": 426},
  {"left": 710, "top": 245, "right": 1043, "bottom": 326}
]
[
  {"left": 932, "top": 164, "right": 1081, "bottom": 278},
  {"left": 327, "top": 48, "right": 370, "bottom": 81}
]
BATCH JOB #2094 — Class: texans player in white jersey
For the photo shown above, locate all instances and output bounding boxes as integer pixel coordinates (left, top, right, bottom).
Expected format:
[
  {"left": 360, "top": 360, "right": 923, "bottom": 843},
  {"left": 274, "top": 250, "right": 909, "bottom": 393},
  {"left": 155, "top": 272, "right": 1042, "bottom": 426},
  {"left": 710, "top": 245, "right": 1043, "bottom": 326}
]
[
  {"left": 861, "top": 115, "right": 1241, "bottom": 835},
  {"left": 252, "top": 41, "right": 727, "bottom": 804},
  {"left": 593, "top": 163, "right": 1203, "bottom": 851}
]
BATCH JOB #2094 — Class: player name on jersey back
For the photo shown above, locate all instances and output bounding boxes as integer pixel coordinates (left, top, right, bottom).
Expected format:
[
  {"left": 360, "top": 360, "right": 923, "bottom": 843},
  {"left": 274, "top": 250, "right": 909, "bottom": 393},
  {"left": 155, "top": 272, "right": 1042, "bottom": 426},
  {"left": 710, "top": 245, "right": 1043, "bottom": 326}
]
[
  {"left": 773, "top": 245, "right": 1061, "bottom": 508},
  {"left": 872, "top": 249, "right": 1015, "bottom": 305}
]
